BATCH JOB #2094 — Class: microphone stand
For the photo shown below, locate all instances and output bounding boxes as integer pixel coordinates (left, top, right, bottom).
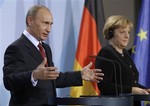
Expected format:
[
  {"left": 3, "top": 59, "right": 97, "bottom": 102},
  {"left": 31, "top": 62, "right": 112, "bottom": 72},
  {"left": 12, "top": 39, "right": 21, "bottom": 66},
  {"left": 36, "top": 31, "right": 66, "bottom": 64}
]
[
  {"left": 90, "top": 55, "right": 119, "bottom": 97},
  {"left": 111, "top": 60, "right": 123, "bottom": 95}
]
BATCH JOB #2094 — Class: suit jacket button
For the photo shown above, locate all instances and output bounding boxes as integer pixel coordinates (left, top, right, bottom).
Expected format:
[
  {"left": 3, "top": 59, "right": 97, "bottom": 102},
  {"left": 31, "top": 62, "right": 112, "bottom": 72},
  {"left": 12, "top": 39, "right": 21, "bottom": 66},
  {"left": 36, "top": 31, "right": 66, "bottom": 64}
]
[{"left": 129, "top": 65, "right": 132, "bottom": 68}]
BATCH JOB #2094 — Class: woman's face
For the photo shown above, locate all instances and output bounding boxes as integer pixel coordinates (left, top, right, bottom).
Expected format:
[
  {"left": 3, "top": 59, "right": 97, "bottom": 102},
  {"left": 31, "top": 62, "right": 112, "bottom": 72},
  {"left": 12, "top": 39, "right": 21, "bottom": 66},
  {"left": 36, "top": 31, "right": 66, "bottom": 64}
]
[{"left": 112, "top": 25, "right": 130, "bottom": 48}]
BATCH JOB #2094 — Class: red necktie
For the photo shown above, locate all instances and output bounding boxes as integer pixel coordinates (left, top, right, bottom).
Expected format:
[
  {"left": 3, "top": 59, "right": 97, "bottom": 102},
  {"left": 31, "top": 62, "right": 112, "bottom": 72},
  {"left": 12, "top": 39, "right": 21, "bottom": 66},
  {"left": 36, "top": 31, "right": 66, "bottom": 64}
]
[{"left": 38, "top": 43, "right": 48, "bottom": 66}]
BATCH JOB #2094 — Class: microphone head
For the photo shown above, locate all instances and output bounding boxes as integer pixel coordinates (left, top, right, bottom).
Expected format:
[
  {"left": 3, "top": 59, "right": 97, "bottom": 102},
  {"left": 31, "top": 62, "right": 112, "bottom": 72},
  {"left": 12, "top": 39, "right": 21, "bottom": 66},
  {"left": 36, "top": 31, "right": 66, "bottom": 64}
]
[{"left": 89, "top": 55, "right": 97, "bottom": 58}]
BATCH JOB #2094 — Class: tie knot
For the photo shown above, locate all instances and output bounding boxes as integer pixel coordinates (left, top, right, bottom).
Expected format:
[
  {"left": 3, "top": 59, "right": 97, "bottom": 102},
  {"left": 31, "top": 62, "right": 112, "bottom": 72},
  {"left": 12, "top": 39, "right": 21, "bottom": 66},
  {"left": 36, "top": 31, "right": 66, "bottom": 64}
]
[
  {"left": 38, "top": 42, "right": 46, "bottom": 57},
  {"left": 38, "top": 43, "right": 45, "bottom": 51},
  {"left": 38, "top": 42, "right": 43, "bottom": 48}
]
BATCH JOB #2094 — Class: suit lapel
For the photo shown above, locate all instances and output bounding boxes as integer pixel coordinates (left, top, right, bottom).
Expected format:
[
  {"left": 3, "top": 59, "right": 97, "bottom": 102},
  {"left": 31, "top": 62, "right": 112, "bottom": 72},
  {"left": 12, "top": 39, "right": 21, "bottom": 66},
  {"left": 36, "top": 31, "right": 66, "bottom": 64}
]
[
  {"left": 20, "top": 34, "right": 43, "bottom": 64},
  {"left": 42, "top": 43, "right": 54, "bottom": 66}
]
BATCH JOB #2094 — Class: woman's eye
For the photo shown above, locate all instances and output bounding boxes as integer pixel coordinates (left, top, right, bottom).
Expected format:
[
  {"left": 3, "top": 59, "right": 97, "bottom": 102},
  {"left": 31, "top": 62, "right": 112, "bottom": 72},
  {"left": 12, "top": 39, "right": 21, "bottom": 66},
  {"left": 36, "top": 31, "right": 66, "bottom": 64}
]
[{"left": 120, "top": 31, "right": 125, "bottom": 34}]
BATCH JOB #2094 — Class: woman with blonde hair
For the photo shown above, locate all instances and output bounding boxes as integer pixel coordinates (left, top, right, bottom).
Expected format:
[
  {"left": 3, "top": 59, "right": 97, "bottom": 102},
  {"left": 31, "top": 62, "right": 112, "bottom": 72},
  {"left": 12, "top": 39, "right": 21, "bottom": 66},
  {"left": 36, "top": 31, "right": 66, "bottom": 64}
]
[{"left": 95, "top": 15, "right": 150, "bottom": 106}]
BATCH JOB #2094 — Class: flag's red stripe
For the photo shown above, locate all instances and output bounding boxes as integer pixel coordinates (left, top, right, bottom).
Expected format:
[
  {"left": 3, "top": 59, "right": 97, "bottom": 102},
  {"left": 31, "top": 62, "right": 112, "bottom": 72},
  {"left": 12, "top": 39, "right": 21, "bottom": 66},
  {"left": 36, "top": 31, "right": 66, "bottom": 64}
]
[
  {"left": 75, "top": 6, "right": 101, "bottom": 94},
  {"left": 76, "top": 6, "right": 101, "bottom": 67}
]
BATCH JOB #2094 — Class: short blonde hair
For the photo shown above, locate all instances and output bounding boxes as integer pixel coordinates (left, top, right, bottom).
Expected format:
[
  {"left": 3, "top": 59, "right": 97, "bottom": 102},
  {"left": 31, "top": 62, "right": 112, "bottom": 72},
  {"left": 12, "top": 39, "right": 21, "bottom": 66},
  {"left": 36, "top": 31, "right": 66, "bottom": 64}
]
[{"left": 103, "top": 15, "right": 133, "bottom": 40}]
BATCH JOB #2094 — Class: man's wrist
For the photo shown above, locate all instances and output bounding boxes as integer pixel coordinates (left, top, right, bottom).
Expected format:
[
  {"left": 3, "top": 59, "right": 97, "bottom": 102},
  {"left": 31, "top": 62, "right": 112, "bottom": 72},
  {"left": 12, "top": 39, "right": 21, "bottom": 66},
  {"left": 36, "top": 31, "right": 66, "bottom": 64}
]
[
  {"left": 32, "top": 70, "right": 38, "bottom": 80},
  {"left": 31, "top": 71, "right": 38, "bottom": 86}
]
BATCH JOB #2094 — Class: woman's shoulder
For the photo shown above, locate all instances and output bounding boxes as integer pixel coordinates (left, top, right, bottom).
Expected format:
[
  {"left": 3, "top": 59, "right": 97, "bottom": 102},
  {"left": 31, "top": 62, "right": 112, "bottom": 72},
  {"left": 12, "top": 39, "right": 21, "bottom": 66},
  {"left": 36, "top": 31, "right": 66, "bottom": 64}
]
[
  {"left": 97, "top": 45, "right": 116, "bottom": 57},
  {"left": 100, "top": 45, "right": 115, "bottom": 53}
]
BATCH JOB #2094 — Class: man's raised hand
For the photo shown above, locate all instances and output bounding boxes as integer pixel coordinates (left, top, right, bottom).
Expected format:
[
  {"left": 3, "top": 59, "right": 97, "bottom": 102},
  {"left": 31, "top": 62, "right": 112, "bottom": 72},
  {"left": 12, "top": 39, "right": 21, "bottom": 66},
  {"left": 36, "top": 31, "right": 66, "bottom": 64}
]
[
  {"left": 32, "top": 58, "right": 60, "bottom": 80},
  {"left": 81, "top": 62, "right": 104, "bottom": 83}
]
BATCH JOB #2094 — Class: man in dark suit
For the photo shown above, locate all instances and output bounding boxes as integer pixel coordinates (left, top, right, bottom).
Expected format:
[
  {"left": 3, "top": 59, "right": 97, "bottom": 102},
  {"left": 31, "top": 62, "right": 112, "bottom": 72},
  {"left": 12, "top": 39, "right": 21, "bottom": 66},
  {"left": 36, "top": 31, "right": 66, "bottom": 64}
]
[{"left": 3, "top": 5, "right": 104, "bottom": 106}]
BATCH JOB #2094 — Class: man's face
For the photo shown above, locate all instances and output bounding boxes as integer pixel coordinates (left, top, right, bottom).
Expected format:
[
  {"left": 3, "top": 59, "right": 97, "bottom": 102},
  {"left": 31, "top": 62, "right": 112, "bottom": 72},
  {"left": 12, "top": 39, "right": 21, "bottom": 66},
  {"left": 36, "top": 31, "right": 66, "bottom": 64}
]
[{"left": 29, "top": 8, "right": 53, "bottom": 41}]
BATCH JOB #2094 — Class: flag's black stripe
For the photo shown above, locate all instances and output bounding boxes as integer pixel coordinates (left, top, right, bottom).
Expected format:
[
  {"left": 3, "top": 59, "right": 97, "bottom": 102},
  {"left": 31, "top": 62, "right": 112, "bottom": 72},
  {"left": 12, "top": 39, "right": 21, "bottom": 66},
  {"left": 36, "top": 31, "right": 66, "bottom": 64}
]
[{"left": 85, "top": 0, "right": 106, "bottom": 46}]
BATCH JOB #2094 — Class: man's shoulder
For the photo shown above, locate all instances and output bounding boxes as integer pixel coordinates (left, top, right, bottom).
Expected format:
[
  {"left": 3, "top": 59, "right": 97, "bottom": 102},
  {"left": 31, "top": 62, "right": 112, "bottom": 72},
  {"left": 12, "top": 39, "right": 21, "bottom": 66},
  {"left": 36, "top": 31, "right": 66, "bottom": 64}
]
[
  {"left": 10, "top": 34, "right": 31, "bottom": 46},
  {"left": 6, "top": 34, "right": 30, "bottom": 51}
]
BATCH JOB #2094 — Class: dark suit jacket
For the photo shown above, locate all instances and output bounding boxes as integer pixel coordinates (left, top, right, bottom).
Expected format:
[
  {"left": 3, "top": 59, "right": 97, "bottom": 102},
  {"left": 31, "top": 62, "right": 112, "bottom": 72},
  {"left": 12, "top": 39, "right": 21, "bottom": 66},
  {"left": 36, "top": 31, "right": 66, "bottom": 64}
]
[
  {"left": 3, "top": 34, "right": 82, "bottom": 106},
  {"left": 95, "top": 45, "right": 145, "bottom": 96}
]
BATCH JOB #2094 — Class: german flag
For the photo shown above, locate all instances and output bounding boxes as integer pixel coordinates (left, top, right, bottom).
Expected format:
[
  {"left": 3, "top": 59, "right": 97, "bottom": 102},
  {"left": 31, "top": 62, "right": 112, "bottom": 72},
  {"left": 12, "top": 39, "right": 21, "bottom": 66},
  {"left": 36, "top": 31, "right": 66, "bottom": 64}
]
[{"left": 70, "top": 0, "right": 105, "bottom": 97}]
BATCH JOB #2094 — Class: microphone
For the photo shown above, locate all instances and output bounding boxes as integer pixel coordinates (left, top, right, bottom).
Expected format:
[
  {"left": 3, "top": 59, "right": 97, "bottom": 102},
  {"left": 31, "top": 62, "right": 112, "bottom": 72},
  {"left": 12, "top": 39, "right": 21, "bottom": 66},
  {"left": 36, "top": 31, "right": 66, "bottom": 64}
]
[
  {"left": 90, "top": 55, "right": 123, "bottom": 96},
  {"left": 111, "top": 58, "right": 123, "bottom": 95}
]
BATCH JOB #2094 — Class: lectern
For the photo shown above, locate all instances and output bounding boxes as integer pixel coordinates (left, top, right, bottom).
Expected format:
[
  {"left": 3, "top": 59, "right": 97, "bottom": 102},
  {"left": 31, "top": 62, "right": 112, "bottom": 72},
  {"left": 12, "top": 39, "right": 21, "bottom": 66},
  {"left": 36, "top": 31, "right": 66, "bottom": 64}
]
[
  {"left": 48, "top": 96, "right": 133, "bottom": 106},
  {"left": 120, "top": 94, "right": 150, "bottom": 101}
]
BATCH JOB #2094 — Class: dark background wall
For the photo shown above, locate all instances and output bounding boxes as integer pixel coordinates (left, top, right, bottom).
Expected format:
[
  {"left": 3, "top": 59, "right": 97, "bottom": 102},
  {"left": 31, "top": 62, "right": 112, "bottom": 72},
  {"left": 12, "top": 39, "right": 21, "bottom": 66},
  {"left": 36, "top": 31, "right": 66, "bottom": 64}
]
[{"left": 102, "top": 0, "right": 141, "bottom": 49}]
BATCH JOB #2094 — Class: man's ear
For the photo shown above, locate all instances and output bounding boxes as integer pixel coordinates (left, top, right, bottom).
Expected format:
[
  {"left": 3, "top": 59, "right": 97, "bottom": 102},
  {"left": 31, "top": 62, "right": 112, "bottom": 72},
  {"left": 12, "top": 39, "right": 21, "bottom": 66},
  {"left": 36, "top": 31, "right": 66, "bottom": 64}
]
[{"left": 27, "top": 16, "right": 33, "bottom": 27}]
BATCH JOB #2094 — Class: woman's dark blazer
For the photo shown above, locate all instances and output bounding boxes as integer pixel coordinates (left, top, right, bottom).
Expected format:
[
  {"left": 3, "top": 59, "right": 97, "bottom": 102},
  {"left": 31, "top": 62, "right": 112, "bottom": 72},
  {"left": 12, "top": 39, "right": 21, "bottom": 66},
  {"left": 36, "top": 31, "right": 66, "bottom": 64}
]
[
  {"left": 95, "top": 45, "right": 145, "bottom": 96},
  {"left": 3, "top": 34, "right": 82, "bottom": 106}
]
